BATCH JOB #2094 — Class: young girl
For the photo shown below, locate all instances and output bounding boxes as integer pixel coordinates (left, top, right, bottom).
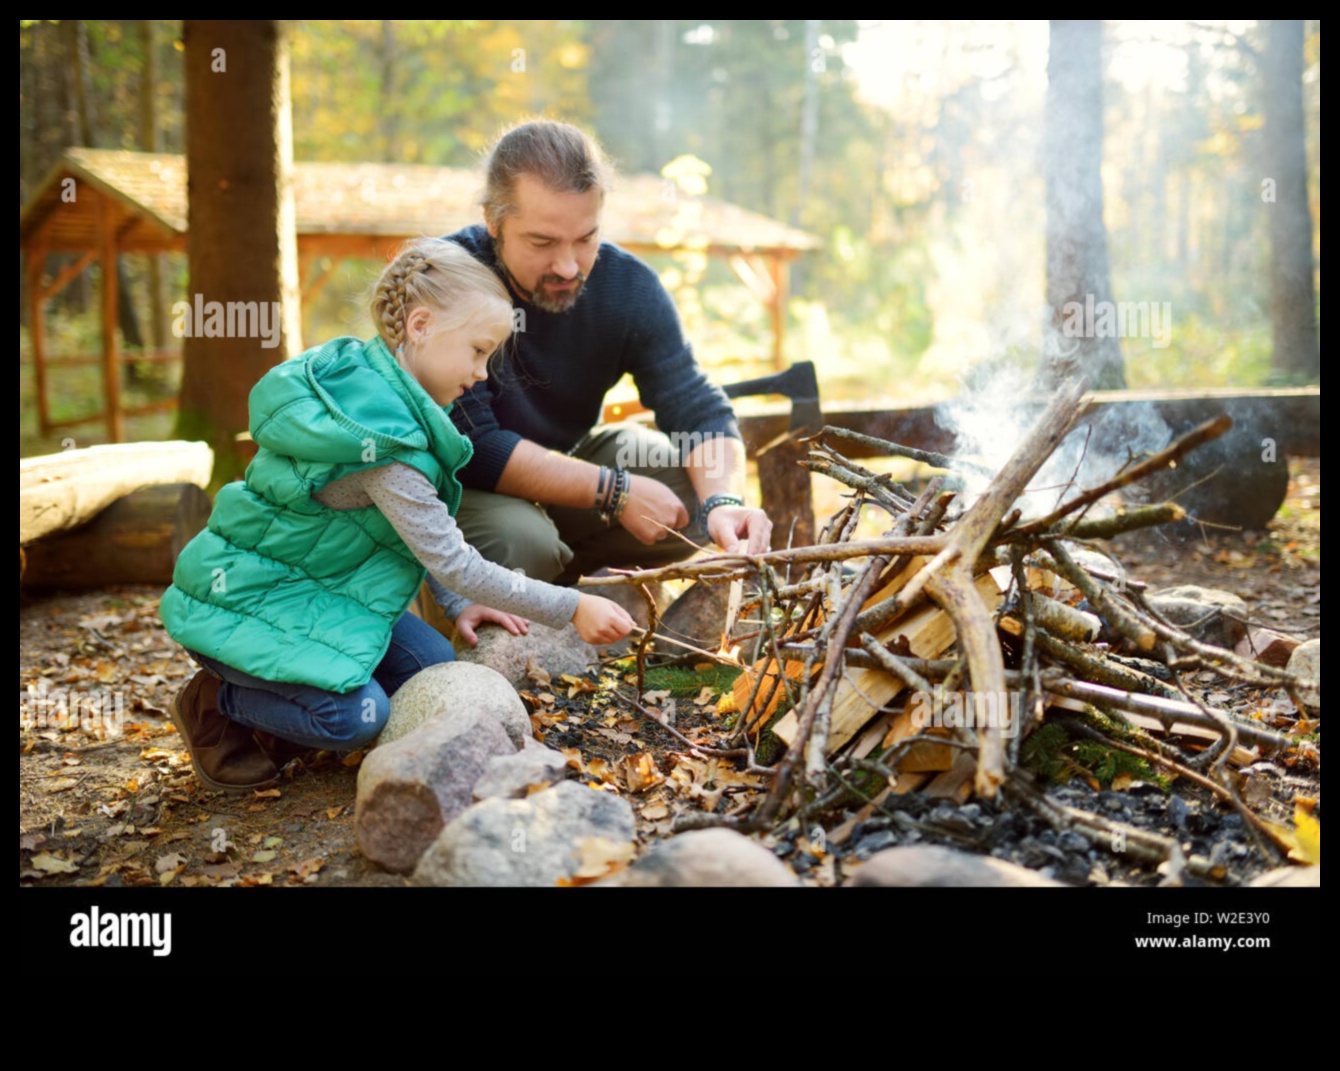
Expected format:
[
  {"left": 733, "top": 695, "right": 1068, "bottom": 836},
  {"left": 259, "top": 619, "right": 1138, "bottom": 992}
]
[{"left": 159, "top": 238, "right": 635, "bottom": 793}]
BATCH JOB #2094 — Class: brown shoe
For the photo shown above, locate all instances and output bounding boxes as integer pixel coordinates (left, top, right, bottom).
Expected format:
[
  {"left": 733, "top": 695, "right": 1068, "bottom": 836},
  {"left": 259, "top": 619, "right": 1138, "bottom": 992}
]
[
  {"left": 169, "top": 670, "right": 279, "bottom": 794},
  {"left": 254, "top": 730, "right": 320, "bottom": 770}
]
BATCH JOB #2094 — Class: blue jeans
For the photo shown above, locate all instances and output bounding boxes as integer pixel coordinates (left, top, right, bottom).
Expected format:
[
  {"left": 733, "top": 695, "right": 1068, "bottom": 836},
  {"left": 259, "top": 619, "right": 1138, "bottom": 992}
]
[{"left": 187, "top": 612, "right": 456, "bottom": 751}]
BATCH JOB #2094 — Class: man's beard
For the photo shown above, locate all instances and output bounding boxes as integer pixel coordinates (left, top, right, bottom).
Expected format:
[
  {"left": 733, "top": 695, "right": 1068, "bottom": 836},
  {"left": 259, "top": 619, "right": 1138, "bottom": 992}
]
[{"left": 494, "top": 232, "right": 594, "bottom": 314}]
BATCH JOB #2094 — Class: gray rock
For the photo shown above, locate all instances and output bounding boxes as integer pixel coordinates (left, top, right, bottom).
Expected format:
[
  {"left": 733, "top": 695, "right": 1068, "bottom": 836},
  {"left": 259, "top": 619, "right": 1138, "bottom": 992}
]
[
  {"left": 658, "top": 580, "right": 733, "bottom": 651},
  {"left": 414, "top": 780, "right": 636, "bottom": 887},
  {"left": 1248, "top": 866, "right": 1320, "bottom": 888},
  {"left": 1287, "top": 639, "right": 1320, "bottom": 709},
  {"left": 455, "top": 621, "right": 596, "bottom": 691},
  {"left": 1234, "top": 628, "right": 1301, "bottom": 669},
  {"left": 379, "top": 661, "right": 531, "bottom": 750},
  {"left": 845, "top": 845, "right": 1064, "bottom": 888},
  {"left": 1146, "top": 585, "right": 1249, "bottom": 648},
  {"left": 472, "top": 746, "right": 572, "bottom": 801},
  {"left": 356, "top": 709, "right": 515, "bottom": 873},
  {"left": 598, "top": 829, "right": 799, "bottom": 887}
]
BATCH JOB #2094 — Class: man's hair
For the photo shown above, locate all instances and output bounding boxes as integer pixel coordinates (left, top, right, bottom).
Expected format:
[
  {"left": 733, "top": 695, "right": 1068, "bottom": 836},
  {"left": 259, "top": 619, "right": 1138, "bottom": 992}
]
[{"left": 482, "top": 119, "right": 614, "bottom": 229}]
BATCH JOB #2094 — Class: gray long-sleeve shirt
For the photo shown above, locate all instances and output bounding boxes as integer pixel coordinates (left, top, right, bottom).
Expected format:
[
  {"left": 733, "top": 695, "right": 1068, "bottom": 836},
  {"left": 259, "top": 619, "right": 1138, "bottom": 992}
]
[{"left": 313, "top": 462, "right": 579, "bottom": 630}]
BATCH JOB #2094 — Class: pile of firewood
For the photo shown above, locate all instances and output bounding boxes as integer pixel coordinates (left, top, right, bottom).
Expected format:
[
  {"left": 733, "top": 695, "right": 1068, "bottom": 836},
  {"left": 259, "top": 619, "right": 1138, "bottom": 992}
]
[{"left": 585, "top": 379, "right": 1319, "bottom": 874}]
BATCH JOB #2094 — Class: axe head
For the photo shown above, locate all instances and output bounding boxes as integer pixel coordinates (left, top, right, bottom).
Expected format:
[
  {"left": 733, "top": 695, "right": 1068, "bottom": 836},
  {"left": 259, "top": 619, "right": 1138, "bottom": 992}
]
[{"left": 722, "top": 361, "right": 823, "bottom": 433}]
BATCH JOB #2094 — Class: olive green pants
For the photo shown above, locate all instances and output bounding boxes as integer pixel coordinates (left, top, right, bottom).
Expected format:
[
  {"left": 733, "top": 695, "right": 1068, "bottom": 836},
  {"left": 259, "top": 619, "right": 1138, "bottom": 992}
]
[{"left": 454, "top": 423, "right": 710, "bottom": 587}]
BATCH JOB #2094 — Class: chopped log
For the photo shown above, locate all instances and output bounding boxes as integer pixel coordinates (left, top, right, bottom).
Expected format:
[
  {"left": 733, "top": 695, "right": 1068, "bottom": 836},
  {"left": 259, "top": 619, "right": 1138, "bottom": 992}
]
[
  {"left": 20, "top": 441, "right": 213, "bottom": 545},
  {"left": 999, "top": 593, "right": 1102, "bottom": 643},
  {"left": 22, "top": 483, "right": 212, "bottom": 589},
  {"left": 770, "top": 568, "right": 1004, "bottom": 751}
]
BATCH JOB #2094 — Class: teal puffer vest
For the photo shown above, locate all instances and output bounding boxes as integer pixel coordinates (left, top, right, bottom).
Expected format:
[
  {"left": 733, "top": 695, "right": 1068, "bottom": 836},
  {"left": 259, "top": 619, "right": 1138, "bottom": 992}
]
[{"left": 159, "top": 335, "right": 472, "bottom": 693}]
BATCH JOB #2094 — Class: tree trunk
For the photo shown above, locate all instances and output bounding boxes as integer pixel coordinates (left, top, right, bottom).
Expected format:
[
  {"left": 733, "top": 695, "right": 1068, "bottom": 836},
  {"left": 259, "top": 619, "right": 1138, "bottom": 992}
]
[
  {"left": 1042, "top": 20, "right": 1125, "bottom": 390},
  {"left": 1263, "top": 19, "right": 1320, "bottom": 383},
  {"left": 140, "top": 19, "right": 168, "bottom": 352},
  {"left": 176, "top": 20, "right": 301, "bottom": 486}
]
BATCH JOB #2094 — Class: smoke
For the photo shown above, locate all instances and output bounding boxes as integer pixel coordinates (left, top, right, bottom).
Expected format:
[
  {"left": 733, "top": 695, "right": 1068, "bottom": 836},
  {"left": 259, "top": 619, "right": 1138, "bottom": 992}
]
[{"left": 934, "top": 363, "right": 1173, "bottom": 519}]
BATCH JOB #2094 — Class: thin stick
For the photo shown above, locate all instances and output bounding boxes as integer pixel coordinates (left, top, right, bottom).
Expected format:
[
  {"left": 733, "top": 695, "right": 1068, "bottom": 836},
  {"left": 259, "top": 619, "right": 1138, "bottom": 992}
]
[
  {"left": 577, "top": 535, "right": 948, "bottom": 588},
  {"left": 814, "top": 425, "right": 994, "bottom": 477}
]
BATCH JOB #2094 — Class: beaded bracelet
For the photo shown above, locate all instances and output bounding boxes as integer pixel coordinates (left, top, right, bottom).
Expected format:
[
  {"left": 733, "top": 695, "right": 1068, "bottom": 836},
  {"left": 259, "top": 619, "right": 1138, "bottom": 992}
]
[
  {"left": 697, "top": 492, "right": 745, "bottom": 530},
  {"left": 597, "top": 466, "right": 630, "bottom": 525}
]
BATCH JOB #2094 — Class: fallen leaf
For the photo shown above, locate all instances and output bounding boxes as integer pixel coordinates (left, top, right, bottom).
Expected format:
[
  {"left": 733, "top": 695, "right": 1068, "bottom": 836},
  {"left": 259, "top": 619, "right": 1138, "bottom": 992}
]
[
  {"left": 253, "top": 787, "right": 283, "bottom": 798},
  {"left": 566, "top": 836, "right": 637, "bottom": 884},
  {"left": 561, "top": 674, "right": 596, "bottom": 698},
  {"left": 641, "top": 802, "right": 670, "bottom": 821},
  {"left": 559, "top": 747, "right": 584, "bottom": 770},
  {"left": 262, "top": 836, "right": 283, "bottom": 849},
  {"left": 587, "top": 756, "right": 616, "bottom": 785},
  {"left": 288, "top": 857, "right": 325, "bottom": 882},
  {"left": 642, "top": 689, "right": 672, "bottom": 706},
  {"left": 617, "top": 752, "right": 665, "bottom": 794},
  {"left": 30, "top": 852, "right": 80, "bottom": 875},
  {"left": 526, "top": 659, "right": 552, "bottom": 689},
  {"left": 43, "top": 778, "right": 79, "bottom": 794},
  {"left": 325, "top": 806, "right": 344, "bottom": 820},
  {"left": 155, "top": 852, "right": 187, "bottom": 874},
  {"left": 1111, "top": 772, "right": 1134, "bottom": 792},
  {"left": 1290, "top": 806, "right": 1321, "bottom": 866},
  {"left": 251, "top": 850, "right": 278, "bottom": 864},
  {"left": 694, "top": 686, "right": 716, "bottom": 706}
]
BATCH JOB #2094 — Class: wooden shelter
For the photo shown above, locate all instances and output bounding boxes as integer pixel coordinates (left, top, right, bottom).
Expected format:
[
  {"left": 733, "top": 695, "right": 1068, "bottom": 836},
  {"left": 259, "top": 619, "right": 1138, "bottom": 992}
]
[{"left": 19, "top": 148, "right": 820, "bottom": 442}]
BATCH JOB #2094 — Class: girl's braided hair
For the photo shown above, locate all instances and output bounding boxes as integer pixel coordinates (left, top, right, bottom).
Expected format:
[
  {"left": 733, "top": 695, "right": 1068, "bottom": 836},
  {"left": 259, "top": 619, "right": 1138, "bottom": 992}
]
[{"left": 370, "top": 237, "right": 512, "bottom": 351}]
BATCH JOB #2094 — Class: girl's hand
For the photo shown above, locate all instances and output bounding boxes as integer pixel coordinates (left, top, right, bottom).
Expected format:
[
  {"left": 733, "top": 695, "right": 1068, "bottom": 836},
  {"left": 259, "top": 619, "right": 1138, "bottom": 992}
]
[
  {"left": 455, "top": 604, "right": 531, "bottom": 647},
  {"left": 571, "top": 593, "right": 636, "bottom": 645}
]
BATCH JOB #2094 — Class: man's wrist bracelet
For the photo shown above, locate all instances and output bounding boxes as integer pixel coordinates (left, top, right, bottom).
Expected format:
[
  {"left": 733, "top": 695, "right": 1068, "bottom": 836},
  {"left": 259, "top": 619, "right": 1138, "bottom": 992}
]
[
  {"left": 698, "top": 493, "right": 745, "bottom": 528},
  {"left": 597, "top": 466, "right": 630, "bottom": 525}
]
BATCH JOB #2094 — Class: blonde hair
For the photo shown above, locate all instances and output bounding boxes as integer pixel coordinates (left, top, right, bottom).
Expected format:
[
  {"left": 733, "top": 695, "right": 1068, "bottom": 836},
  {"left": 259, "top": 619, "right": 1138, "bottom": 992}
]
[{"left": 370, "top": 237, "right": 512, "bottom": 350}]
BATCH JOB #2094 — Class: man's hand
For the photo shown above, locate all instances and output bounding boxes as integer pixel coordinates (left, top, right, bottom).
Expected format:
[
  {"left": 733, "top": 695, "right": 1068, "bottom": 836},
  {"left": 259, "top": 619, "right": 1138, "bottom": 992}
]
[
  {"left": 618, "top": 473, "right": 690, "bottom": 545},
  {"left": 571, "top": 593, "right": 636, "bottom": 645},
  {"left": 454, "top": 603, "right": 531, "bottom": 647},
  {"left": 706, "top": 505, "right": 772, "bottom": 555}
]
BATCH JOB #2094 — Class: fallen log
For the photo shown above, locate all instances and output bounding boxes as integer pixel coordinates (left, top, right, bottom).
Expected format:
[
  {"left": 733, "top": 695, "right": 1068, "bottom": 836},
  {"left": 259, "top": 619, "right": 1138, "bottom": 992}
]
[
  {"left": 21, "top": 482, "right": 212, "bottom": 590},
  {"left": 20, "top": 441, "right": 213, "bottom": 545}
]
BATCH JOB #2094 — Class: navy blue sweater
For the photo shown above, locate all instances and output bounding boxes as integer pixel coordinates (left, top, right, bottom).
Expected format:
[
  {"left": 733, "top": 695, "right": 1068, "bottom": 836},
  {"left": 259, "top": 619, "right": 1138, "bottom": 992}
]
[{"left": 444, "top": 224, "right": 742, "bottom": 492}]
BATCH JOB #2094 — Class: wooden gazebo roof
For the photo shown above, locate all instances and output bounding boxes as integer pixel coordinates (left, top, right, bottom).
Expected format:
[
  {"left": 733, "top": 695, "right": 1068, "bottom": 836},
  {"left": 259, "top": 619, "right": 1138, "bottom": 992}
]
[{"left": 19, "top": 148, "right": 820, "bottom": 258}]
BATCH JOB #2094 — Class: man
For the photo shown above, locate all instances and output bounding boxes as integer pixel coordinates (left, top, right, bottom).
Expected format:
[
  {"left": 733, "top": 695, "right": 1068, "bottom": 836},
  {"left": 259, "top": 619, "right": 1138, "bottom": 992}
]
[{"left": 444, "top": 119, "right": 771, "bottom": 586}]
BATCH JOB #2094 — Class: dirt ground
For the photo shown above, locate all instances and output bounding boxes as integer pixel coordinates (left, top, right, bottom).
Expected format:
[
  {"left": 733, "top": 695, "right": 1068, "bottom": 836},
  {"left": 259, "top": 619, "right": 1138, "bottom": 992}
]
[{"left": 19, "top": 458, "right": 1320, "bottom": 888}]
